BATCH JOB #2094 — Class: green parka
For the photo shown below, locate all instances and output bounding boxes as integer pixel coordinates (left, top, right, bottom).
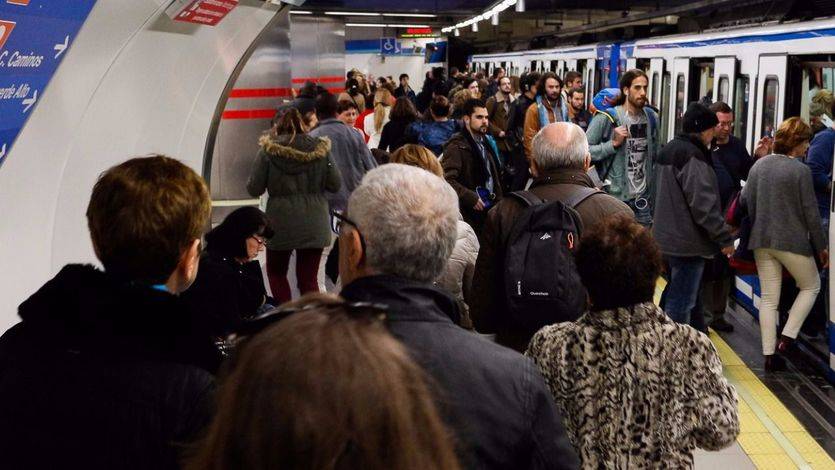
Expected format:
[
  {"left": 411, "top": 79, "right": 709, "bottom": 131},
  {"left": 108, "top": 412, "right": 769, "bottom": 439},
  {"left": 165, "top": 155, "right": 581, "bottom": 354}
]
[{"left": 247, "top": 133, "right": 341, "bottom": 251}]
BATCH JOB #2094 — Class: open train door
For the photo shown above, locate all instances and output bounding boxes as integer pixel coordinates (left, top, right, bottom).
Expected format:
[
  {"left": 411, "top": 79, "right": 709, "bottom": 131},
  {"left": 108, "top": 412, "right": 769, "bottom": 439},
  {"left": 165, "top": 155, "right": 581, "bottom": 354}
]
[
  {"left": 648, "top": 58, "right": 665, "bottom": 108},
  {"left": 585, "top": 59, "right": 595, "bottom": 108},
  {"left": 713, "top": 56, "right": 737, "bottom": 105},
  {"left": 754, "top": 55, "right": 787, "bottom": 140}
]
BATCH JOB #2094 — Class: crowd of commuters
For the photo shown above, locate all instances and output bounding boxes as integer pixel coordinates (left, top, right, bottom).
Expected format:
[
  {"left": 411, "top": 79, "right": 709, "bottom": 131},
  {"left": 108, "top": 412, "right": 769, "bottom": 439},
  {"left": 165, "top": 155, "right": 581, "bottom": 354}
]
[{"left": 5, "top": 62, "right": 835, "bottom": 469}]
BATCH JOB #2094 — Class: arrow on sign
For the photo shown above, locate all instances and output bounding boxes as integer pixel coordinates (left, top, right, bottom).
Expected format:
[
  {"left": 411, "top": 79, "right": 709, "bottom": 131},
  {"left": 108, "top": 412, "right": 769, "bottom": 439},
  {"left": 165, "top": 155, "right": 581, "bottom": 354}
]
[
  {"left": 54, "top": 35, "right": 69, "bottom": 59},
  {"left": 22, "top": 89, "right": 37, "bottom": 113}
]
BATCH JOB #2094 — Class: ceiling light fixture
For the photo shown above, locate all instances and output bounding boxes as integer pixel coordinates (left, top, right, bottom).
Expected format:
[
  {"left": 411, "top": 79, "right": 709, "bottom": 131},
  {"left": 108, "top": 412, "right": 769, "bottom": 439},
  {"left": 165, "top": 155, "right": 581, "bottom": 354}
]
[
  {"left": 325, "top": 11, "right": 381, "bottom": 16},
  {"left": 345, "top": 23, "right": 431, "bottom": 28},
  {"left": 383, "top": 13, "right": 438, "bottom": 18},
  {"left": 441, "top": 0, "right": 517, "bottom": 33},
  {"left": 289, "top": 10, "right": 312, "bottom": 14}
]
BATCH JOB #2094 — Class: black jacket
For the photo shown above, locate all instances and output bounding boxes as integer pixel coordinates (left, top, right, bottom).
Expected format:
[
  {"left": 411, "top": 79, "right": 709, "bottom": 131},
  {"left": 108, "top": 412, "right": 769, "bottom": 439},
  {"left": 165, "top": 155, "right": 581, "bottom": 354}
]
[
  {"left": 341, "top": 275, "right": 579, "bottom": 470},
  {"left": 180, "top": 250, "right": 271, "bottom": 337},
  {"left": 0, "top": 265, "right": 220, "bottom": 470}
]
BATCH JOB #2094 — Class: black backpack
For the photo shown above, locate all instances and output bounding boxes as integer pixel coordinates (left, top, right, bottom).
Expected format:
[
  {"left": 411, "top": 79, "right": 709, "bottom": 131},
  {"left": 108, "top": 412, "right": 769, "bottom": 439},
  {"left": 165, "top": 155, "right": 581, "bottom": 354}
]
[{"left": 503, "top": 186, "right": 599, "bottom": 334}]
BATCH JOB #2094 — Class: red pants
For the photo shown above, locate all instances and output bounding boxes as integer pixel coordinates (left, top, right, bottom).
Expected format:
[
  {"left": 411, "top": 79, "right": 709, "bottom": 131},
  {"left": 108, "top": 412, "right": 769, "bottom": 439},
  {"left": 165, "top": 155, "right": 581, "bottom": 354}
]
[{"left": 266, "top": 248, "right": 323, "bottom": 304}]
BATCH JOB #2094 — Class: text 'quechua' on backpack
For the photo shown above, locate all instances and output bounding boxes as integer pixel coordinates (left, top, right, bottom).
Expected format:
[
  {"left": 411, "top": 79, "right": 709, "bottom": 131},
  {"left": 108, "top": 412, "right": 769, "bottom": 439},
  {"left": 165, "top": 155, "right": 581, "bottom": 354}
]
[{"left": 503, "top": 188, "right": 597, "bottom": 334}]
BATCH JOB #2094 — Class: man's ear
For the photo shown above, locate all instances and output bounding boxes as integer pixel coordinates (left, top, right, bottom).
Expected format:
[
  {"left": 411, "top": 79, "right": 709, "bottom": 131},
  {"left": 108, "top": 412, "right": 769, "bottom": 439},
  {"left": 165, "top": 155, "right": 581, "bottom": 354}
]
[
  {"left": 346, "top": 229, "right": 365, "bottom": 268},
  {"left": 584, "top": 153, "right": 591, "bottom": 171},
  {"left": 171, "top": 239, "right": 201, "bottom": 293}
]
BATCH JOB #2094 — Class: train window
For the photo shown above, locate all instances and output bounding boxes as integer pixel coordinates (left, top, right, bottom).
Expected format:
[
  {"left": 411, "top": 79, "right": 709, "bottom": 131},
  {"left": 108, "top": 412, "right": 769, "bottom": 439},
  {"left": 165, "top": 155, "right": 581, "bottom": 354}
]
[
  {"left": 660, "top": 72, "right": 671, "bottom": 143},
  {"left": 697, "top": 61, "right": 714, "bottom": 103},
  {"left": 718, "top": 75, "right": 729, "bottom": 103},
  {"left": 797, "top": 61, "right": 835, "bottom": 136},
  {"left": 675, "top": 73, "right": 686, "bottom": 135},
  {"left": 550, "top": 60, "right": 558, "bottom": 73},
  {"left": 733, "top": 75, "right": 749, "bottom": 141},
  {"left": 530, "top": 61, "right": 537, "bottom": 72},
  {"left": 761, "top": 77, "right": 779, "bottom": 138},
  {"left": 652, "top": 72, "right": 659, "bottom": 107}
]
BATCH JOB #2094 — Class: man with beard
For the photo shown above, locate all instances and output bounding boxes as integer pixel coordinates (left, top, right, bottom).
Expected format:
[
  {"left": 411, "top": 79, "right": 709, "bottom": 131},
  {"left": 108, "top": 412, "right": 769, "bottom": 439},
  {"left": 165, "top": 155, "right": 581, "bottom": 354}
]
[
  {"left": 523, "top": 72, "right": 568, "bottom": 162},
  {"left": 486, "top": 76, "right": 518, "bottom": 172},
  {"left": 587, "top": 69, "right": 660, "bottom": 226},
  {"left": 442, "top": 98, "right": 504, "bottom": 238},
  {"left": 567, "top": 87, "right": 592, "bottom": 132}
]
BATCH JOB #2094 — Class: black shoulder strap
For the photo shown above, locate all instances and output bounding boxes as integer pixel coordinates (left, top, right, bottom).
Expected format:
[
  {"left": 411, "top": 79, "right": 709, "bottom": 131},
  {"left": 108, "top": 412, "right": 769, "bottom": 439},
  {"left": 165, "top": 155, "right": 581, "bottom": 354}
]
[
  {"left": 509, "top": 190, "right": 544, "bottom": 207},
  {"left": 563, "top": 186, "right": 602, "bottom": 209}
]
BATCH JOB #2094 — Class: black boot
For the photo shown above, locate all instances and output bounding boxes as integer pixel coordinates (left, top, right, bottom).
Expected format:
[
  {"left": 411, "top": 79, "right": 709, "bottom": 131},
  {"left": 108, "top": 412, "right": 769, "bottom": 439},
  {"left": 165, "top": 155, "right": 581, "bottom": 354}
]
[
  {"left": 764, "top": 354, "right": 786, "bottom": 372},
  {"left": 710, "top": 317, "right": 734, "bottom": 333}
]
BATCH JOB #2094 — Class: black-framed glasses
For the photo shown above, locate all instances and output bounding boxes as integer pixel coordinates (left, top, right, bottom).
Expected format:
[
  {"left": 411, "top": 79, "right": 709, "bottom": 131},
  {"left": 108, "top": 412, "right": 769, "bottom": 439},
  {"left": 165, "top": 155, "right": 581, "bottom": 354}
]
[
  {"left": 250, "top": 234, "right": 267, "bottom": 246},
  {"left": 330, "top": 210, "right": 366, "bottom": 251},
  {"left": 235, "top": 300, "right": 389, "bottom": 338}
]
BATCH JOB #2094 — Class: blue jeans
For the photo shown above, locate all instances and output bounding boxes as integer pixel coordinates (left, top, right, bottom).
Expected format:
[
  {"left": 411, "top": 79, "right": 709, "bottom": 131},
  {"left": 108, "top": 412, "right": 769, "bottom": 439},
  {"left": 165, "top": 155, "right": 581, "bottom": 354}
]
[
  {"left": 662, "top": 256, "right": 707, "bottom": 332},
  {"left": 626, "top": 196, "right": 653, "bottom": 227}
]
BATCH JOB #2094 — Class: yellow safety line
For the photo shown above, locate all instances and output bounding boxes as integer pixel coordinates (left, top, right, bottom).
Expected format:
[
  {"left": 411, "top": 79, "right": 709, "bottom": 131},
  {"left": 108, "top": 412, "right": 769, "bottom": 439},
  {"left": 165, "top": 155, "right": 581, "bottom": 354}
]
[{"left": 655, "top": 278, "right": 835, "bottom": 470}]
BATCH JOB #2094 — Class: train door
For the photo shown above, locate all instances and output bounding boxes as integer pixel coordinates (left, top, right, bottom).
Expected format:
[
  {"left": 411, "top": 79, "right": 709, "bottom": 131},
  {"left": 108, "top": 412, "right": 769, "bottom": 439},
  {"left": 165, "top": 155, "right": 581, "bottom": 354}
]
[
  {"left": 714, "top": 56, "right": 737, "bottom": 105},
  {"left": 754, "top": 55, "right": 787, "bottom": 140},
  {"left": 566, "top": 59, "right": 578, "bottom": 76},
  {"left": 649, "top": 58, "right": 665, "bottom": 108},
  {"left": 585, "top": 59, "right": 595, "bottom": 107},
  {"left": 671, "top": 57, "right": 690, "bottom": 136},
  {"left": 557, "top": 60, "right": 566, "bottom": 78}
]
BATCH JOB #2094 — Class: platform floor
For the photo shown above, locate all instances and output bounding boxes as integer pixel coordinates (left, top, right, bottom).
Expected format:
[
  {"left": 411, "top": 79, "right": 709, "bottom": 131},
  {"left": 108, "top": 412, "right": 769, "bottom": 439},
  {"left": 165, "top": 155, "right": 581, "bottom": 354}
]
[{"left": 654, "top": 281, "right": 835, "bottom": 470}]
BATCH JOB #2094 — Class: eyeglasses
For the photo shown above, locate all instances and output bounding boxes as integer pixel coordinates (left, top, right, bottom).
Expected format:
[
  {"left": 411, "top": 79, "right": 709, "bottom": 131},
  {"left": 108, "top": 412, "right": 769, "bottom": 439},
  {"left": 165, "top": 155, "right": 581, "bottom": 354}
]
[
  {"left": 250, "top": 235, "right": 267, "bottom": 246},
  {"left": 330, "top": 210, "right": 367, "bottom": 252},
  {"left": 233, "top": 299, "right": 389, "bottom": 339}
]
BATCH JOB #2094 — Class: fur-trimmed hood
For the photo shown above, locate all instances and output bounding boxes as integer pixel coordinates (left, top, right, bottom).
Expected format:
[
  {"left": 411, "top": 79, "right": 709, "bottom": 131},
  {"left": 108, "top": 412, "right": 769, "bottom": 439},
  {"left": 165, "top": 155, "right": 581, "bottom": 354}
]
[{"left": 259, "top": 133, "right": 331, "bottom": 162}]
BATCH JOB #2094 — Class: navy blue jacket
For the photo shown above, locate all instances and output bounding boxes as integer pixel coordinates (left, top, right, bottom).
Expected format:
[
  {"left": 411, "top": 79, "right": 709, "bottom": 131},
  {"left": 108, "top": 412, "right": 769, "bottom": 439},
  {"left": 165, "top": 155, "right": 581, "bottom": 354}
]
[{"left": 805, "top": 127, "right": 835, "bottom": 218}]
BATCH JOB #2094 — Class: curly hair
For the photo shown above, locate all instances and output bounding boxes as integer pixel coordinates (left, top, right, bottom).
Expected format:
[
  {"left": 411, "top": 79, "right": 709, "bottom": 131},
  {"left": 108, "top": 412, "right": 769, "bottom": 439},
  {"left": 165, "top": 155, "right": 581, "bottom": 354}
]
[
  {"left": 575, "top": 215, "right": 662, "bottom": 311},
  {"left": 773, "top": 117, "right": 813, "bottom": 155}
]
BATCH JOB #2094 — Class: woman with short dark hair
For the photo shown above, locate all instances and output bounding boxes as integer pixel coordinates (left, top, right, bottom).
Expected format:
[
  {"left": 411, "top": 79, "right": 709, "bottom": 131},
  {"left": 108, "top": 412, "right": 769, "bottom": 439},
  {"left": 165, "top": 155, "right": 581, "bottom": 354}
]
[
  {"left": 180, "top": 206, "right": 275, "bottom": 337},
  {"left": 526, "top": 215, "right": 739, "bottom": 468},
  {"left": 188, "top": 295, "right": 461, "bottom": 470},
  {"left": 742, "top": 116, "right": 829, "bottom": 370},
  {"left": 378, "top": 96, "right": 419, "bottom": 152}
]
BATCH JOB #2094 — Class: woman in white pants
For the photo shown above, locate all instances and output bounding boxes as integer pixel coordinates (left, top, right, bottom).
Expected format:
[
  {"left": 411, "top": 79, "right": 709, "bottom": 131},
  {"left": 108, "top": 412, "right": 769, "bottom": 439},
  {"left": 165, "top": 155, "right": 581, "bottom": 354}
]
[{"left": 742, "top": 117, "right": 829, "bottom": 371}]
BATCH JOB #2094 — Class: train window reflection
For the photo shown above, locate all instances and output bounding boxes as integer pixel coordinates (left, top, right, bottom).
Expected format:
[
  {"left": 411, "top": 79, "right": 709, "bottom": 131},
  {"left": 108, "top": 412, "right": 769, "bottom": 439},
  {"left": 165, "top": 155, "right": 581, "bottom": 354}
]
[
  {"left": 799, "top": 62, "right": 835, "bottom": 136},
  {"left": 718, "top": 76, "right": 729, "bottom": 103},
  {"left": 761, "top": 77, "right": 779, "bottom": 138},
  {"left": 652, "top": 72, "right": 659, "bottom": 107},
  {"left": 660, "top": 72, "right": 671, "bottom": 143},
  {"left": 734, "top": 75, "right": 749, "bottom": 141},
  {"left": 675, "top": 73, "right": 686, "bottom": 135}
]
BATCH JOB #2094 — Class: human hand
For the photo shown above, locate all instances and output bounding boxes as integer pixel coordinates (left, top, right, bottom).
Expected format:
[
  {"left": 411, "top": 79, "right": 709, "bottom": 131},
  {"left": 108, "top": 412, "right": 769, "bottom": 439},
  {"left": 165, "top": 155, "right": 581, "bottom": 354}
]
[
  {"left": 473, "top": 199, "right": 485, "bottom": 211},
  {"left": 754, "top": 137, "right": 773, "bottom": 158},
  {"left": 820, "top": 249, "right": 829, "bottom": 269},
  {"left": 499, "top": 131, "right": 506, "bottom": 138},
  {"left": 721, "top": 245, "right": 735, "bottom": 257},
  {"left": 612, "top": 126, "right": 628, "bottom": 148}
]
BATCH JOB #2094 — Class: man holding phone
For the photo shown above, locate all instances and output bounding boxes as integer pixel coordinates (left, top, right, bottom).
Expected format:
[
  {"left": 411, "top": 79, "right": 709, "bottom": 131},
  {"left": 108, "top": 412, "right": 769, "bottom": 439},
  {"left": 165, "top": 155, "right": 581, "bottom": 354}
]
[{"left": 442, "top": 98, "right": 504, "bottom": 239}]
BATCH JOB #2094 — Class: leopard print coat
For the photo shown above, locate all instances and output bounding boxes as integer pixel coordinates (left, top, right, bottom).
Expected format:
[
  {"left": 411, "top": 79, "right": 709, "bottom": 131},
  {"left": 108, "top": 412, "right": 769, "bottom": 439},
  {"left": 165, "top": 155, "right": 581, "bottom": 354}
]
[{"left": 526, "top": 302, "right": 739, "bottom": 469}]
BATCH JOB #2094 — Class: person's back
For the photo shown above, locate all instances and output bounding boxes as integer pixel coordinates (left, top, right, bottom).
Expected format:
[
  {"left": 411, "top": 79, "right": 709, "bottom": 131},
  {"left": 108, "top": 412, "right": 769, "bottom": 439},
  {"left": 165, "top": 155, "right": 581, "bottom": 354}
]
[
  {"left": 0, "top": 156, "right": 219, "bottom": 470},
  {"left": 309, "top": 93, "right": 377, "bottom": 212},
  {"left": 411, "top": 119, "right": 458, "bottom": 156},
  {"left": 337, "top": 165, "right": 578, "bottom": 469},
  {"left": 527, "top": 216, "right": 739, "bottom": 468},
  {"left": 805, "top": 126, "right": 835, "bottom": 219}
]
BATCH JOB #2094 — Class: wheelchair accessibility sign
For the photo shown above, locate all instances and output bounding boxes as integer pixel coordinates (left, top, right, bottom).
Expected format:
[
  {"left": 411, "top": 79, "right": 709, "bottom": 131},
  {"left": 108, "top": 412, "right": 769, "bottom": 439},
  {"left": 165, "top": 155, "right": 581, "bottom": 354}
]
[{"left": 380, "top": 37, "right": 401, "bottom": 55}]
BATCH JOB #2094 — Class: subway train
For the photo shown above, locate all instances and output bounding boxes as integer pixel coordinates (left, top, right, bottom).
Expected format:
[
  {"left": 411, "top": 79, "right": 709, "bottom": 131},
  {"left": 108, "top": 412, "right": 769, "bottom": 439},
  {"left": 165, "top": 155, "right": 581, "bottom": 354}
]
[{"left": 471, "top": 16, "right": 835, "bottom": 381}]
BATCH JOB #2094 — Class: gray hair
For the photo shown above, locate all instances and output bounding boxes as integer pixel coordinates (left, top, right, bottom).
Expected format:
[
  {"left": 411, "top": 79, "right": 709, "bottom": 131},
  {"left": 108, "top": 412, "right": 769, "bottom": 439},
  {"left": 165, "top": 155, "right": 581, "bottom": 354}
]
[
  {"left": 531, "top": 122, "right": 589, "bottom": 172},
  {"left": 347, "top": 164, "right": 458, "bottom": 282}
]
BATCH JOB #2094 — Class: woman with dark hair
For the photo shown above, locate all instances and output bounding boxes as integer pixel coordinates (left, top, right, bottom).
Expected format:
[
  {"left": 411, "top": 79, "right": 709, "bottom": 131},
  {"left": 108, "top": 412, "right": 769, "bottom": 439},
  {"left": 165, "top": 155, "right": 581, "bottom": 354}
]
[
  {"left": 742, "top": 117, "right": 829, "bottom": 370},
  {"left": 181, "top": 207, "right": 275, "bottom": 337},
  {"left": 378, "top": 96, "right": 419, "bottom": 152},
  {"left": 247, "top": 107, "right": 342, "bottom": 303},
  {"left": 526, "top": 215, "right": 739, "bottom": 468},
  {"left": 405, "top": 95, "right": 459, "bottom": 157},
  {"left": 187, "top": 295, "right": 461, "bottom": 470}
]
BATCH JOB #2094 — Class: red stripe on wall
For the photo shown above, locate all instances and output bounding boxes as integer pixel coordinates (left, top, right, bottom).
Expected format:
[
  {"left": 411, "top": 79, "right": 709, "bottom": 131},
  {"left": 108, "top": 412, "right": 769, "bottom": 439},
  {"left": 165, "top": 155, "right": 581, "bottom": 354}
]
[
  {"left": 291, "top": 76, "right": 344, "bottom": 84},
  {"left": 229, "top": 88, "right": 292, "bottom": 98},
  {"left": 221, "top": 109, "right": 275, "bottom": 120}
]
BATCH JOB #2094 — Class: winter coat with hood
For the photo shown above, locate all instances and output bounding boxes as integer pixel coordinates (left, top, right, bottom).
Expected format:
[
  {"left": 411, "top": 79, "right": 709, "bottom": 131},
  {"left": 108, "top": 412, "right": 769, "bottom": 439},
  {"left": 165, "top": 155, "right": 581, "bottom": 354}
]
[
  {"left": 340, "top": 274, "right": 579, "bottom": 469},
  {"left": 435, "top": 220, "right": 480, "bottom": 329},
  {"left": 247, "top": 133, "right": 341, "bottom": 251},
  {"left": 0, "top": 264, "right": 221, "bottom": 470},
  {"left": 652, "top": 134, "right": 733, "bottom": 257}
]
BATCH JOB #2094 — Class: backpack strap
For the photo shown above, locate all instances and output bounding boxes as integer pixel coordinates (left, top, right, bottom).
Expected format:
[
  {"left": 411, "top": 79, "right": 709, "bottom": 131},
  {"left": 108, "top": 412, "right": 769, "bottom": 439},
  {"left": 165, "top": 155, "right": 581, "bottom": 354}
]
[
  {"left": 509, "top": 190, "right": 544, "bottom": 207},
  {"left": 563, "top": 186, "right": 602, "bottom": 209}
]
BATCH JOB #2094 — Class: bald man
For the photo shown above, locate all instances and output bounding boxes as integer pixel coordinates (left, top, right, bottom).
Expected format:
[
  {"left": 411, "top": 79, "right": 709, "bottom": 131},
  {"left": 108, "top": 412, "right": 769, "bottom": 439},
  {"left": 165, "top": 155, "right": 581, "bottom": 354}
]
[{"left": 470, "top": 122, "right": 633, "bottom": 351}]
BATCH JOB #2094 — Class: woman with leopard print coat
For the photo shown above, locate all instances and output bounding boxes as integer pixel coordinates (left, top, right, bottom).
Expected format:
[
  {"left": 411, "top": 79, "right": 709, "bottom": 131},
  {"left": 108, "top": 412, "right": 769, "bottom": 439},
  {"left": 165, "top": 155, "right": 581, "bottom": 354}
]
[{"left": 526, "top": 216, "right": 739, "bottom": 469}]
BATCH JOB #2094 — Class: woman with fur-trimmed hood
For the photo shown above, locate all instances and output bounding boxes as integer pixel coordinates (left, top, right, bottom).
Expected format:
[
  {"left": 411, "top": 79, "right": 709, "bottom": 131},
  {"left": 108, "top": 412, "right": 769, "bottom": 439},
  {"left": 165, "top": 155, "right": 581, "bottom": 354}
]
[{"left": 247, "top": 107, "right": 342, "bottom": 303}]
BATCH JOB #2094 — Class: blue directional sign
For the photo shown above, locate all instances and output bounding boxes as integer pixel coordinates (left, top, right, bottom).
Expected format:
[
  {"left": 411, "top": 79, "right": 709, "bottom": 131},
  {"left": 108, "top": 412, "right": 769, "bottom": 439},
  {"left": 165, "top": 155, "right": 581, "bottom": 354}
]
[{"left": 0, "top": 0, "right": 97, "bottom": 168}]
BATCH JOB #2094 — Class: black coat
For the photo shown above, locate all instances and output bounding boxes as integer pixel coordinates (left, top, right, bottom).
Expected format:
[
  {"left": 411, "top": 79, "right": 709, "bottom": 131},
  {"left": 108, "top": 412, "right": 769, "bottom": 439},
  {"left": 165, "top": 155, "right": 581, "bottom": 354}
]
[
  {"left": 0, "top": 265, "right": 220, "bottom": 470},
  {"left": 341, "top": 275, "right": 579, "bottom": 469},
  {"left": 180, "top": 250, "right": 271, "bottom": 337}
]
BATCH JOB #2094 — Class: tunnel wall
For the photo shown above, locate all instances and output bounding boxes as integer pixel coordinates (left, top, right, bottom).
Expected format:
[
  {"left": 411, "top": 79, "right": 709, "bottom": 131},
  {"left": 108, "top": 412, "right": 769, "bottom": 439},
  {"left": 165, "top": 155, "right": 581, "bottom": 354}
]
[{"left": 0, "top": 0, "right": 282, "bottom": 332}]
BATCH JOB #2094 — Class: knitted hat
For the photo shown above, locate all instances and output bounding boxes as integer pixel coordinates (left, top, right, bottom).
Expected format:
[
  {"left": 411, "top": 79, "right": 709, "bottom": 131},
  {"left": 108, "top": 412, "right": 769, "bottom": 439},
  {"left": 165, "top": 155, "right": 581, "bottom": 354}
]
[{"left": 682, "top": 102, "right": 719, "bottom": 133}]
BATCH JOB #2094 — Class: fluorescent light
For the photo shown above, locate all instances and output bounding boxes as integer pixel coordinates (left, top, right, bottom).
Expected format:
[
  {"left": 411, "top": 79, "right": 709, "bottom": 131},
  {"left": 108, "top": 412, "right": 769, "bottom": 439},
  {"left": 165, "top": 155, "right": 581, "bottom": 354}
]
[
  {"left": 345, "top": 23, "right": 386, "bottom": 27},
  {"left": 289, "top": 10, "right": 312, "bottom": 14},
  {"left": 386, "top": 24, "right": 430, "bottom": 28},
  {"left": 325, "top": 11, "right": 381, "bottom": 16},
  {"left": 383, "top": 13, "right": 437, "bottom": 18}
]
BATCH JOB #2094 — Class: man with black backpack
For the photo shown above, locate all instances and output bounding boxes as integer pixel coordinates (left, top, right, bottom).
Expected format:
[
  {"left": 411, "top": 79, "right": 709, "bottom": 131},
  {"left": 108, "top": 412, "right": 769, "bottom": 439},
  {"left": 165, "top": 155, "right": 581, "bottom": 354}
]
[
  {"left": 470, "top": 122, "right": 633, "bottom": 351},
  {"left": 587, "top": 69, "right": 660, "bottom": 226}
]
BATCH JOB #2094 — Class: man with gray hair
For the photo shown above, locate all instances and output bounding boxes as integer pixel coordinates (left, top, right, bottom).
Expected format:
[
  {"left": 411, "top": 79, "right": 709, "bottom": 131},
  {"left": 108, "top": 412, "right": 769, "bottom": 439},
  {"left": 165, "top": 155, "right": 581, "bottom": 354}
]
[
  {"left": 471, "top": 122, "right": 633, "bottom": 351},
  {"left": 338, "top": 164, "right": 578, "bottom": 469}
]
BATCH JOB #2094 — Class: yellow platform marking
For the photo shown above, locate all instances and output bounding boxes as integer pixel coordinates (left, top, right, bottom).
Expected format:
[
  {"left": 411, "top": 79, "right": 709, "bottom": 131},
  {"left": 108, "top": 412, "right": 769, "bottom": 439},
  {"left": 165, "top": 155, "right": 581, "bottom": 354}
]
[{"left": 655, "top": 278, "right": 835, "bottom": 470}]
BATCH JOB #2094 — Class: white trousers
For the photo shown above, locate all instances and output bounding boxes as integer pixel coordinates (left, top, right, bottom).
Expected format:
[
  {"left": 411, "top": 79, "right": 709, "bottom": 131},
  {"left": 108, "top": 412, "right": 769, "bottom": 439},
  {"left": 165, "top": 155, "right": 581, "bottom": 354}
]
[{"left": 753, "top": 248, "right": 821, "bottom": 355}]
